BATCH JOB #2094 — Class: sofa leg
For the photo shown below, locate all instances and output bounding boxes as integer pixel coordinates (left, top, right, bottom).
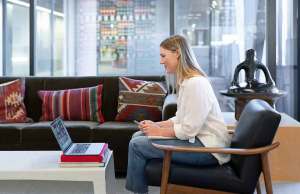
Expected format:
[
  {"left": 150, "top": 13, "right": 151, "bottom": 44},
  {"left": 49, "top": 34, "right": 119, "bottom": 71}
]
[{"left": 261, "top": 153, "right": 273, "bottom": 194}]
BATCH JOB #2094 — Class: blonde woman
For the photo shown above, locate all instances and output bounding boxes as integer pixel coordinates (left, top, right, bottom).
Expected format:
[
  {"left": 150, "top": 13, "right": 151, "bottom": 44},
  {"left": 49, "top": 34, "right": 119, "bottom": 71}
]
[{"left": 126, "top": 35, "right": 231, "bottom": 194}]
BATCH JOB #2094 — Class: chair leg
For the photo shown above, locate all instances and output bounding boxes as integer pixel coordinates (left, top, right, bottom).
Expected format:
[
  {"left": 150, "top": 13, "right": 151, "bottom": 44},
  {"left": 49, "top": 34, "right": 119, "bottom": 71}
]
[
  {"left": 160, "top": 151, "right": 172, "bottom": 194},
  {"left": 261, "top": 153, "right": 273, "bottom": 194},
  {"left": 256, "top": 181, "right": 262, "bottom": 194}
]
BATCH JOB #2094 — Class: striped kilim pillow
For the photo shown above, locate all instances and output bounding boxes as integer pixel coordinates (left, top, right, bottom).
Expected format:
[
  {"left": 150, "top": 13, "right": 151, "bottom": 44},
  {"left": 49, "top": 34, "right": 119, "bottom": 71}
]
[
  {"left": 115, "top": 77, "right": 167, "bottom": 122},
  {"left": 38, "top": 85, "right": 104, "bottom": 123}
]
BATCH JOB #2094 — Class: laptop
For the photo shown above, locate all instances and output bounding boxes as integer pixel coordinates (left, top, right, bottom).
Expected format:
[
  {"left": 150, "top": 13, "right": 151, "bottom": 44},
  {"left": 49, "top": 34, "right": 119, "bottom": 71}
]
[{"left": 50, "top": 117, "right": 103, "bottom": 156}]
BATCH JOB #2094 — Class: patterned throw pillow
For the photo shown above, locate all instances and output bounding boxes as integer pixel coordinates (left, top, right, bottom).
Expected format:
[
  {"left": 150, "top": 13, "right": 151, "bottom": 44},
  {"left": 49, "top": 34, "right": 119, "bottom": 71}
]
[
  {"left": 38, "top": 85, "right": 104, "bottom": 123},
  {"left": 0, "top": 79, "right": 29, "bottom": 123},
  {"left": 115, "top": 77, "right": 167, "bottom": 122}
]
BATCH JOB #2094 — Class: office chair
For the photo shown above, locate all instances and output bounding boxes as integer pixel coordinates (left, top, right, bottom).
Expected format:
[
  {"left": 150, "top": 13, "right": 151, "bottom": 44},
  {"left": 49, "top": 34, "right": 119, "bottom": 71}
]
[{"left": 145, "top": 99, "right": 281, "bottom": 194}]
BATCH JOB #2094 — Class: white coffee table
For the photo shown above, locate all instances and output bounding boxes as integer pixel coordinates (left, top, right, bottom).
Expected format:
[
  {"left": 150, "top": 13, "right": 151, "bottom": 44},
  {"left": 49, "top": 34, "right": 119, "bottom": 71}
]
[{"left": 0, "top": 150, "right": 116, "bottom": 194}]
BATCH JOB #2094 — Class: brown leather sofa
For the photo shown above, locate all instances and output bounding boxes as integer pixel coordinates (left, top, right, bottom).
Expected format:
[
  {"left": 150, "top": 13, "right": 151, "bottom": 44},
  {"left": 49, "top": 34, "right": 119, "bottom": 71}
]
[{"left": 0, "top": 76, "right": 176, "bottom": 176}]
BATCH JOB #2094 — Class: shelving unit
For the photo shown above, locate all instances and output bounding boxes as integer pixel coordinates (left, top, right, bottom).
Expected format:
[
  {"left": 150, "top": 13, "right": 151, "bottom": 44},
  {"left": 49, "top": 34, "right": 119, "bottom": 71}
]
[{"left": 97, "top": 0, "right": 157, "bottom": 74}]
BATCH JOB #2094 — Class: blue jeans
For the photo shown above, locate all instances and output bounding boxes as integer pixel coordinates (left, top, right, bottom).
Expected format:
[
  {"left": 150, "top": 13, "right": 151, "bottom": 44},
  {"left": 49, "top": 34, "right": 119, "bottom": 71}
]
[{"left": 125, "top": 131, "right": 218, "bottom": 193}]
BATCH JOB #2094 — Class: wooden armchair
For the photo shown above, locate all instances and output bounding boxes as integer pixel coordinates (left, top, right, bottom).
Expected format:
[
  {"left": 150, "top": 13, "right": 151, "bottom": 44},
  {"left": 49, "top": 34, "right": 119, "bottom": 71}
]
[{"left": 145, "top": 99, "right": 281, "bottom": 194}]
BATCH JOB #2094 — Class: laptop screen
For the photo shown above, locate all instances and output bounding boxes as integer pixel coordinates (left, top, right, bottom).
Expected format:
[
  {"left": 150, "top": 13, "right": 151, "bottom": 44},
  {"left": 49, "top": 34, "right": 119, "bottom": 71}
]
[{"left": 50, "top": 117, "right": 73, "bottom": 152}]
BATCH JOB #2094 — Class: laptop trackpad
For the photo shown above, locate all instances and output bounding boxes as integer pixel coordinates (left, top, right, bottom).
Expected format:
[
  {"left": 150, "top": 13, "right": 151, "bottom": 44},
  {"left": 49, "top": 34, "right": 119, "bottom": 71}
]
[{"left": 85, "top": 143, "right": 102, "bottom": 155}]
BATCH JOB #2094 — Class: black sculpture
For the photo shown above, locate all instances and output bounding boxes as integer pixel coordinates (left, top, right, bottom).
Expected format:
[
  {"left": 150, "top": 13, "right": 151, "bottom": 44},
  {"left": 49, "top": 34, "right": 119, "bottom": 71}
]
[
  {"left": 229, "top": 49, "right": 276, "bottom": 93},
  {"left": 220, "top": 49, "right": 285, "bottom": 120}
]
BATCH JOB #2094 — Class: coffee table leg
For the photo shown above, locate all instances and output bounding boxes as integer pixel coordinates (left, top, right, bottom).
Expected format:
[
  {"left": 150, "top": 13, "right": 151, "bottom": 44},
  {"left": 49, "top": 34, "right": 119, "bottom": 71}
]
[{"left": 93, "top": 181, "right": 104, "bottom": 194}]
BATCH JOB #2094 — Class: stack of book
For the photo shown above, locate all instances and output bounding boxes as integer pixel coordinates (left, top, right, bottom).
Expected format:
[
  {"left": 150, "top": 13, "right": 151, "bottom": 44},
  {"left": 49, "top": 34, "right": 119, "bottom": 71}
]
[{"left": 59, "top": 143, "right": 109, "bottom": 168}]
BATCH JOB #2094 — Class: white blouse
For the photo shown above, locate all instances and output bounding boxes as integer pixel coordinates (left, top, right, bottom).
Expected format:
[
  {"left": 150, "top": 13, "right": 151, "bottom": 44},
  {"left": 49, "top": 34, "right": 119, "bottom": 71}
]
[{"left": 169, "top": 76, "right": 231, "bottom": 165}]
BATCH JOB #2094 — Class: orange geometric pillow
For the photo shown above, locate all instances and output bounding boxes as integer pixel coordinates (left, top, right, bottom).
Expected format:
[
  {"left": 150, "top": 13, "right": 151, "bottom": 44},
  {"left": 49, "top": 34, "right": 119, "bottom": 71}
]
[{"left": 0, "top": 79, "right": 29, "bottom": 123}]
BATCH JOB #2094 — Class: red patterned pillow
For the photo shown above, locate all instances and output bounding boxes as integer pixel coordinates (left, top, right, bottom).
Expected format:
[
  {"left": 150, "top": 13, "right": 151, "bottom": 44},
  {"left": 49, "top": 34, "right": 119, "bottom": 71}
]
[
  {"left": 0, "top": 79, "right": 29, "bottom": 123},
  {"left": 115, "top": 77, "right": 167, "bottom": 122},
  {"left": 38, "top": 85, "right": 104, "bottom": 123}
]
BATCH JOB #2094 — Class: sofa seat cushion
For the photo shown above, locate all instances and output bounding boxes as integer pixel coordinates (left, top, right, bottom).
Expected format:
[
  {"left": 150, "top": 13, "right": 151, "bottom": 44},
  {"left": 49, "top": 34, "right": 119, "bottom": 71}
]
[
  {"left": 94, "top": 121, "right": 139, "bottom": 131},
  {"left": 92, "top": 121, "right": 139, "bottom": 174},
  {"left": 21, "top": 121, "right": 98, "bottom": 149},
  {"left": 0, "top": 123, "right": 32, "bottom": 145}
]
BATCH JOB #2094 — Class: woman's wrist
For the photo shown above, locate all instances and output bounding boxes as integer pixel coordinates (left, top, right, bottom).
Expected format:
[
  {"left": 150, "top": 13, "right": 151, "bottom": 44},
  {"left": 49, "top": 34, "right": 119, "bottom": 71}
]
[
  {"left": 156, "top": 120, "right": 173, "bottom": 128},
  {"left": 161, "top": 128, "right": 175, "bottom": 137}
]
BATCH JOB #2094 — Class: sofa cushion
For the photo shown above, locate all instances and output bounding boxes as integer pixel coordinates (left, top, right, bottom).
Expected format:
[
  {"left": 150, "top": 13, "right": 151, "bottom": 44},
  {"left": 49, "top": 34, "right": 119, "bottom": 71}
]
[
  {"left": 94, "top": 121, "right": 139, "bottom": 131},
  {"left": 21, "top": 121, "right": 98, "bottom": 149},
  {"left": 0, "top": 123, "right": 32, "bottom": 146},
  {"left": 38, "top": 85, "right": 104, "bottom": 123},
  {"left": 115, "top": 77, "right": 167, "bottom": 122},
  {"left": 0, "top": 79, "right": 30, "bottom": 123},
  {"left": 92, "top": 121, "right": 139, "bottom": 174}
]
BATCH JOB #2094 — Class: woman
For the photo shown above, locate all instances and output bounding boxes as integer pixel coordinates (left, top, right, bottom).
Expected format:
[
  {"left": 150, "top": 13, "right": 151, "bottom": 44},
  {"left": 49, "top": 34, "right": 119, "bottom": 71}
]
[{"left": 126, "top": 35, "right": 231, "bottom": 194}]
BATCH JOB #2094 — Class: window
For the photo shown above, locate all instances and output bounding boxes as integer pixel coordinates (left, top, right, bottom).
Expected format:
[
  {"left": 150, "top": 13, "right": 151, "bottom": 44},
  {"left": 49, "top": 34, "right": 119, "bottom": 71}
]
[
  {"left": 0, "top": 0, "right": 298, "bottom": 118},
  {"left": 68, "top": 0, "right": 169, "bottom": 76},
  {"left": 275, "top": 0, "right": 297, "bottom": 116},
  {"left": 6, "top": 0, "right": 30, "bottom": 76},
  {"left": 175, "top": 0, "right": 267, "bottom": 111},
  {"left": 36, "top": 0, "right": 64, "bottom": 76}
]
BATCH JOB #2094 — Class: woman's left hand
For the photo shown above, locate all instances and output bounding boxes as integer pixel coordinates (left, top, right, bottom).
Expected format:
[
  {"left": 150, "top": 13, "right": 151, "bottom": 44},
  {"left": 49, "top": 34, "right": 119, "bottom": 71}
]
[{"left": 140, "top": 122, "right": 162, "bottom": 136}]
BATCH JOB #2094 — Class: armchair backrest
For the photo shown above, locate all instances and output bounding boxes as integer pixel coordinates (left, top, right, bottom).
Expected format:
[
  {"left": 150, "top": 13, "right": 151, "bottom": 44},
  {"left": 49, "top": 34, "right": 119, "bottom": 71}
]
[{"left": 230, "top": 99, "right": 281, "bottom": 190}]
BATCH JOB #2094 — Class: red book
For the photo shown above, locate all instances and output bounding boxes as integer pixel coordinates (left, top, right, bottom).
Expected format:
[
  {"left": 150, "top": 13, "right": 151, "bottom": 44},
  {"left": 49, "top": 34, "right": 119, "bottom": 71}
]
[{"left": 60, "top": 143, "right": 108, "bottom": 162}]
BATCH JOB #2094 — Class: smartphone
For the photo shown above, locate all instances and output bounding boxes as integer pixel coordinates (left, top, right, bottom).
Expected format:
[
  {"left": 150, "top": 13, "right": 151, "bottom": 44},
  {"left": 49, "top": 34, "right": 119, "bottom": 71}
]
[{"left": 133, "top": 120, "right": 140, "bottom": 125}]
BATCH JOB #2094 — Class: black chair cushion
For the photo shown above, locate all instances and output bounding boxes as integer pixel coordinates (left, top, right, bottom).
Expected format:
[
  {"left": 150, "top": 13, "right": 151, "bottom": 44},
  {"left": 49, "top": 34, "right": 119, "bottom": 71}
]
[
  {"left": 230, "top": 100, "right": 281, "bottom": 190},
  {"left": 231, "top": 100, "right": 281, "bottom": 149},
  {"left": 145, "top": 159, "right": 249, "bottom": 193}
]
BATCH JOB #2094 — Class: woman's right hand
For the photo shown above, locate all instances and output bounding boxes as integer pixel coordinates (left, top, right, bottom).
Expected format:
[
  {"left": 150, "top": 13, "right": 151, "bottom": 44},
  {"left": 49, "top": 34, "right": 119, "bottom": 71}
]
[
  {"left": 140, "top": 120, "right": 155, "bottom": 125},
  {"left": 139, "top": 120, "right": 159, "bottom": 130}
]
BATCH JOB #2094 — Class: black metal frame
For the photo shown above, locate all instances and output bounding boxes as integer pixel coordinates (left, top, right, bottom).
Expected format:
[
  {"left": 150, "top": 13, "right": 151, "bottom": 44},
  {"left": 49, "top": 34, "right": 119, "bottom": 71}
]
[
  {"left": 297, "top": 0, "right": 300, "bottom": 120},
  {"left": 266, "top": 0, "right": 277, "bottom": 81},
  {"left": 170, "top": 0, "right": 174, "bottom": 35},
  {"left": 50, "top": 0, "right": 55, "bottom": 75},
  {"left": 2, "top": 0, "right": 6, "bottom": 75},
  {"left": 30, "top": 0, "right": 36, "bottom": 76}
]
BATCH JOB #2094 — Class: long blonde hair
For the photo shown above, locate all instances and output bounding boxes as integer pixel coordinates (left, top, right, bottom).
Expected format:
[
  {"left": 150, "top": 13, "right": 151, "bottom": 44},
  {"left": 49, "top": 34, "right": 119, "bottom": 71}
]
[{"left": 160, "top": 35, "right": 206, "bottom": 86}]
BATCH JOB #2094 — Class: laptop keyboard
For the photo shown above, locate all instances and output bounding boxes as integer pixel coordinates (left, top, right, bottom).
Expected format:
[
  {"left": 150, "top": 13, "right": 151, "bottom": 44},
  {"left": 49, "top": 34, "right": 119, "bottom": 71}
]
[{"left": 71, "top": 143, "right": 90, "bottom": 154}]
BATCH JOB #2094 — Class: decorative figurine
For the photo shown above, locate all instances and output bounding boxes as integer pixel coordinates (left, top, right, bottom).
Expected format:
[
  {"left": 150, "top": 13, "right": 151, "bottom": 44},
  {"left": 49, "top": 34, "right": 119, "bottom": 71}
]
[
  {"left": 229, "top": 49, "right": 277, "bottom": 93},
  {"left": 220, "top": 49, "right": 285, "bottom": 120}
]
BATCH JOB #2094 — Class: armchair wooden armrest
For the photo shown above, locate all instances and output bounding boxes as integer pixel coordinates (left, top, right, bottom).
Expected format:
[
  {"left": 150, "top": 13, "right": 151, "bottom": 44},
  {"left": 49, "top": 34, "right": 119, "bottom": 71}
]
[
  {"left": 153, "top": 142, "right": 280, "bottom": 194},
  {"left": 152, "top": 141, "right": 280, "bottom": 155}
]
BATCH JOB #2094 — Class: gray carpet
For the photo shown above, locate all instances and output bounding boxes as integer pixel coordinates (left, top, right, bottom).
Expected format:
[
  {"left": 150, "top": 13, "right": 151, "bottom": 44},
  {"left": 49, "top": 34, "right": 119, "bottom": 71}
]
[
  {"left": 0, "top": 179, "right": 299, "bottom": 194},
  {"left": 0, "top": 179, "right": 160, "bottom": 194}
]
